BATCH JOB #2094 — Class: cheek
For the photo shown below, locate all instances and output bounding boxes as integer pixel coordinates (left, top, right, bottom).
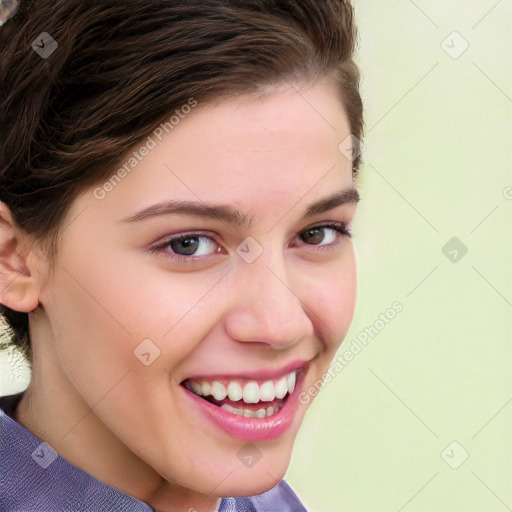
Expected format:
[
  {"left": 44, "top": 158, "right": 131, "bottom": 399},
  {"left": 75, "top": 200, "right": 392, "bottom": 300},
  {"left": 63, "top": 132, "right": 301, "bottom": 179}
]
[
  {"left": 43, "top": 270, "right": 134, "bottom": 396},
  {"left": 44, "top": 247, "right": 222, "bottom": 392},
  {"left": 306, "top": 250, "right": 357, "bottom": 349},
  {"left": 42, "top": 247, "right": 151, "bottom": 403}
]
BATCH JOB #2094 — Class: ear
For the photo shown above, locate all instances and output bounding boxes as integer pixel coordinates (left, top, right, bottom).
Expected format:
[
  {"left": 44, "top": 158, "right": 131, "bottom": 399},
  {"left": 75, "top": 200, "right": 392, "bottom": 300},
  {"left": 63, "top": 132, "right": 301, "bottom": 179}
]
[{"left": 0, "top": 202, "right": 46, "bottom": 313}]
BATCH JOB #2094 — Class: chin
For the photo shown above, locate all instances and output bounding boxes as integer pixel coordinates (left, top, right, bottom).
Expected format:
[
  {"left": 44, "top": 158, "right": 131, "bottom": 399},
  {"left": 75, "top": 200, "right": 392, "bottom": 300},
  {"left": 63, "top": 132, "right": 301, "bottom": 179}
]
[{"left": 213, "top": 462, "right": 289, "bottom": 498}]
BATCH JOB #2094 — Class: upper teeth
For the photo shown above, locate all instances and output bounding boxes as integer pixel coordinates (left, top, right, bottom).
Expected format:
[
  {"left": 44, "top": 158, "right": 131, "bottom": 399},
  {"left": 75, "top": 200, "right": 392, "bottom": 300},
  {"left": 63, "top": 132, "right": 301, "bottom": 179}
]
[{"left": 186, "top": 371, "right": 297, "bottom": 404}]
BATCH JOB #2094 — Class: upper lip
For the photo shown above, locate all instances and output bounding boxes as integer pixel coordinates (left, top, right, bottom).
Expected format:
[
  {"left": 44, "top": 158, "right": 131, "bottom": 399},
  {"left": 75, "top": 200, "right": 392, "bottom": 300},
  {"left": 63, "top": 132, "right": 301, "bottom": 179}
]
[{"left": 180, "top": 360, "right": 310, "bottom": 383}]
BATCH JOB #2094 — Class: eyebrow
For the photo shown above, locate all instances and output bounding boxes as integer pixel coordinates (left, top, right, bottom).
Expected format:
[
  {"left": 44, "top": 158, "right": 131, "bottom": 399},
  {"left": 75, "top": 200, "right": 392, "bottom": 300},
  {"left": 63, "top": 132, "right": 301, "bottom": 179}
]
[{"left": 121, "top": 187, "right": 360, "bottom": 227}]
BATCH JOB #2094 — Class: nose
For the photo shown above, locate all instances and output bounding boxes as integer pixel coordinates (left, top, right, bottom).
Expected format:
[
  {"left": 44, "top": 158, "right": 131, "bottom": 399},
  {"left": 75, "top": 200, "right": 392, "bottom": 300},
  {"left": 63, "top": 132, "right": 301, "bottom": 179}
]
[{"left": 223, "top": 249, "right": 314, "bottom": 350}]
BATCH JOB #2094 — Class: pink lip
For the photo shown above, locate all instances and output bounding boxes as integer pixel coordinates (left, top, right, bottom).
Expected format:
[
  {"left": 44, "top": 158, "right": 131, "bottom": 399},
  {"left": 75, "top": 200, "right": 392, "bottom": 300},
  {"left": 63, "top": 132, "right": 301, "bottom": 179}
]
[
  {"left": 182, "top": 366, "right": 308, "bottom": 442},
  {"left": 182, "top": 360, "right": 309, "bottom": 382}
]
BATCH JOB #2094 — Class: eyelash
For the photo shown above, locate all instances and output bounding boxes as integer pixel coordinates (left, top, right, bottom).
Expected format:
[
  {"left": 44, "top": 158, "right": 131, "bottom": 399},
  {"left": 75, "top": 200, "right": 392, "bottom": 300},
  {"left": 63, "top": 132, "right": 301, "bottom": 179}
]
[{"left": 149, "top": 222, "right": 352, "bottom": 265}]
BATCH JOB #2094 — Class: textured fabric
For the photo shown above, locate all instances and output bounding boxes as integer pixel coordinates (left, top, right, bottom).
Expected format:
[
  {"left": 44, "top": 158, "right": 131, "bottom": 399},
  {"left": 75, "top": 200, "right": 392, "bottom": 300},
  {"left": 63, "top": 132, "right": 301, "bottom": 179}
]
[
  {"left": 218, "top": 480, "right": 307, "bottom": 512},
  {"left": 0, "top": 393, "right": 307, "bottom": 511}
]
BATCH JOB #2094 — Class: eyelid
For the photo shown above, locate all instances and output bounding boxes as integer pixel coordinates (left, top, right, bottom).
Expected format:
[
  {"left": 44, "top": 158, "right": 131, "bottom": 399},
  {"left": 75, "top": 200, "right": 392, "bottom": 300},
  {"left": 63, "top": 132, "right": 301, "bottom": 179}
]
[{"left": 304, "top": 221, "right": 351, "bottom": 235}]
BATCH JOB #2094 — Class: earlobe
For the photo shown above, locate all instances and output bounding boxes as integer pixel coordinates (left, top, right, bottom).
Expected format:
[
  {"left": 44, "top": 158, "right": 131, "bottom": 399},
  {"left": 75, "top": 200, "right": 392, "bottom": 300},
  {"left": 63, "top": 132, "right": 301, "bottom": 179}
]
[{"left": 0, "top": 202, "right": 43, "bottom": 313}]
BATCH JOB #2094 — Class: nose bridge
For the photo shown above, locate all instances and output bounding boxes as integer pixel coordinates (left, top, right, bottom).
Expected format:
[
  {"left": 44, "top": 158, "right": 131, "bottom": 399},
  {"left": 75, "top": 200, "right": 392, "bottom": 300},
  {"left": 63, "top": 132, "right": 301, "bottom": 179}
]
[{"left": 224, "top": 239, "right": 313, "bottom": 347}]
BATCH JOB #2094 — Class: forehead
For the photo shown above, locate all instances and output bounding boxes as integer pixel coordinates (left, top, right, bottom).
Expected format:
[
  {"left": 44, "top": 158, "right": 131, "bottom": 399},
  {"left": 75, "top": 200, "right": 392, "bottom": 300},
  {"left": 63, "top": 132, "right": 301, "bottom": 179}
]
[
  {"left": 79, "top": 79, "right": 354, "bottom": 224},
  {"left": 176, "top": 78, "right": 350, "bottom": 161}
]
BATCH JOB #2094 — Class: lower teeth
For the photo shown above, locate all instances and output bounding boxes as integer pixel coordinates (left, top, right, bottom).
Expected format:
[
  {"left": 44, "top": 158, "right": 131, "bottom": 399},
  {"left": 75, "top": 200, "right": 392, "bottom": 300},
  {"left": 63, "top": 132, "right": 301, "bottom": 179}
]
[{"left": 220, "top": 404, "right": 281, "bottom": 418}]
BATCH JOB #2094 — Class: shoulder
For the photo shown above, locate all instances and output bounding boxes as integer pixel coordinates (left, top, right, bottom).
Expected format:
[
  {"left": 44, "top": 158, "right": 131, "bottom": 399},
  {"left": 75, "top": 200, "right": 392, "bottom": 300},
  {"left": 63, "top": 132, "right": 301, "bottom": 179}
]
[{"left": 0, "top": 401, "right": 154, "bottom": 512}]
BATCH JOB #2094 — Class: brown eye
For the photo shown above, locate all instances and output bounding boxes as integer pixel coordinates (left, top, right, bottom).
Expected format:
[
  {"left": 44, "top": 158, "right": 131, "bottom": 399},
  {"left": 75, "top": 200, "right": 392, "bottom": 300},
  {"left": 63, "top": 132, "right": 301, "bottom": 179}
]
[
  {"left": 299, "top": 224, "right": 350, "bottom": 247},
  {"left": 300, "top": 227, "right": 326, "bottom": 245}
]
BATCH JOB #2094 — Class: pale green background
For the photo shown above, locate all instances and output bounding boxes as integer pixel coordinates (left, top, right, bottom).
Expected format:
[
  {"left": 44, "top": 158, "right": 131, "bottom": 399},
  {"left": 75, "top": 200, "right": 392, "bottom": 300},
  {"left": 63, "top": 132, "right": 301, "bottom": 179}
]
[
  {"left": 1, "top": 1, "right": 511, "bottom": 511},
  {"left": 286, "top": 1, "right": 512, "bottom": 510}
]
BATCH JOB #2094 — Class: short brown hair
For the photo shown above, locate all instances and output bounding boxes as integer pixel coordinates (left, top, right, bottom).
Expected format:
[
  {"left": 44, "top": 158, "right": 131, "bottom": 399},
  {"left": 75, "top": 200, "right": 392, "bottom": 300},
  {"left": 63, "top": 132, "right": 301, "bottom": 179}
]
[{"left": 0, "top": 0, "right": 363, "bottom": 364}]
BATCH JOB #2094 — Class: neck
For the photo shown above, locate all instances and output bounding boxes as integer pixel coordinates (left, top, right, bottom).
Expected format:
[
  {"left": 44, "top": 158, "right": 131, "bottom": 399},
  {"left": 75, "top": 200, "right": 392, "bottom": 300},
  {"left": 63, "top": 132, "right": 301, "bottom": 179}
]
[{"left": 14, "top": 336, "right": 220, "bottom": 512}]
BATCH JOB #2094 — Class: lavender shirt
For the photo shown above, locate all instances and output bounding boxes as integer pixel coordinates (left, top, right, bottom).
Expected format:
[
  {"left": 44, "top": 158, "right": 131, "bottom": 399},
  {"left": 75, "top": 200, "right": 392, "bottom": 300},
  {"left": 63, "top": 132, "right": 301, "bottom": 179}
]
[{"left": 0, "top": 393, "right": 307, "bottom": 511}]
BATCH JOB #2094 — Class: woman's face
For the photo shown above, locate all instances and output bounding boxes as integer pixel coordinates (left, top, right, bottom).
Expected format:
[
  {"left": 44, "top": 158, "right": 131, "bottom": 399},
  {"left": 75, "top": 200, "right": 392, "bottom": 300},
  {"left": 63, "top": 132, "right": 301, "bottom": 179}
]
[{"left": 36, "top": 78, "right": 358, "bottom": 499}]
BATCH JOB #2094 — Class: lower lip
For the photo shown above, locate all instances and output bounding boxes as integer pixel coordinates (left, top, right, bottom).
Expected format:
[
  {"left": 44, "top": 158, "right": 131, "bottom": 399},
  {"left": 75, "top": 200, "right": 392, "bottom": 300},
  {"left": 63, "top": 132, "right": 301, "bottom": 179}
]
[{"left": 181, "top": 369, "right": 307, "bottom": 442}]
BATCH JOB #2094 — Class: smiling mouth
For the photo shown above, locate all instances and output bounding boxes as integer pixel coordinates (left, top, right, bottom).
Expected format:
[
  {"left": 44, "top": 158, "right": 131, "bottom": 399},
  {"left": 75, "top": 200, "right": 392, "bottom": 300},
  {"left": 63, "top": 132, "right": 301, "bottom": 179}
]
[{"left": 181, "top": 370, "right": 298, "bottom": 419}]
